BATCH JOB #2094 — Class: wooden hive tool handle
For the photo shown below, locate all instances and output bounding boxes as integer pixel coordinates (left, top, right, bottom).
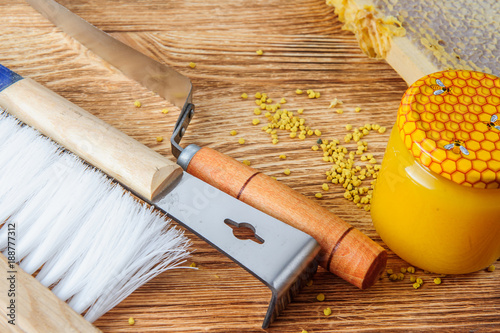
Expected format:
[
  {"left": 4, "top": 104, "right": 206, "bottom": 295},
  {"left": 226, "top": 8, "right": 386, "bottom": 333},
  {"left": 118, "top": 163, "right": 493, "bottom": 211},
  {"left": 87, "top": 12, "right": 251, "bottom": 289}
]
[{"left": 181, "top": 146, "right": 387, "bottom": 289}]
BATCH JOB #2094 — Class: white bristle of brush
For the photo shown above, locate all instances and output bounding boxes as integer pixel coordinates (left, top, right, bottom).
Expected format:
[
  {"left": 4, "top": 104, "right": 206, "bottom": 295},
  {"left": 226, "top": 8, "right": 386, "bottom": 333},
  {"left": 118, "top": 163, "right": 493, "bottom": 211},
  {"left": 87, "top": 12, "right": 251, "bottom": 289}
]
[{"left": 0, "top": 110, "right": 192, "bottom": 322}]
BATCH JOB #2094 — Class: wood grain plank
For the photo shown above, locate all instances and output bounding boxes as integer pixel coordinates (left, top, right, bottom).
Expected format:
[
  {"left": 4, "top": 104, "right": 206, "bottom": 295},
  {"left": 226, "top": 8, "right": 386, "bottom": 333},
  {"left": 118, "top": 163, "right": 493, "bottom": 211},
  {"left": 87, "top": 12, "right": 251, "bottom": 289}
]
[{"left": 0, "top": 0, "right": 499, "bottom": 332}]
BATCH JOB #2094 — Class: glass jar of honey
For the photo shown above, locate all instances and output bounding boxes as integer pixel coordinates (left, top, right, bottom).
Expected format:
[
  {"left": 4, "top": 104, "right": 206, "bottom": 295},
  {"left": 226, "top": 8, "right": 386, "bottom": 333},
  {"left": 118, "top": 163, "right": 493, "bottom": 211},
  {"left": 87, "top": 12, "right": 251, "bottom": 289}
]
[{"left": 371, "top": 70, "right": 500, "bottom": 274}]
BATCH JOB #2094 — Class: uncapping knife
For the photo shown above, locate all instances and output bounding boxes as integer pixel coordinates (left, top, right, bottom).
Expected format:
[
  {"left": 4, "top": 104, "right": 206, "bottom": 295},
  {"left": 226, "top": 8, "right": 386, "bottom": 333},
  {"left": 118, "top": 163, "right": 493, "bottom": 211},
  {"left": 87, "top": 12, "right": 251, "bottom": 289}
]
[{"left": 26, "top": 0, "right": 387, "bottom": 290}]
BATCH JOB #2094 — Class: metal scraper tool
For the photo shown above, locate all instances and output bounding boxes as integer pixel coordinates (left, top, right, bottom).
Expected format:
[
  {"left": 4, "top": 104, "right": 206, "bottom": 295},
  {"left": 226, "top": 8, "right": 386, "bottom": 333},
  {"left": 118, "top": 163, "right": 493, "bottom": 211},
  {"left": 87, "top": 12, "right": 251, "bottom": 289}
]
[{"left": 26, "top": 0, "right": 387, "bottom": 292}]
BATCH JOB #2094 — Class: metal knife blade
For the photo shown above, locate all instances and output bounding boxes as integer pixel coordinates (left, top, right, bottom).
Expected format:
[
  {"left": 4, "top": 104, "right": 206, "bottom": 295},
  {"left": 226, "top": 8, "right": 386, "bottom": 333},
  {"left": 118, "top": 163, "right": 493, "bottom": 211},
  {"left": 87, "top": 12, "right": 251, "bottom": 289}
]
[{"left": 26, "top": 0, "right": 192, "bottom": 109}]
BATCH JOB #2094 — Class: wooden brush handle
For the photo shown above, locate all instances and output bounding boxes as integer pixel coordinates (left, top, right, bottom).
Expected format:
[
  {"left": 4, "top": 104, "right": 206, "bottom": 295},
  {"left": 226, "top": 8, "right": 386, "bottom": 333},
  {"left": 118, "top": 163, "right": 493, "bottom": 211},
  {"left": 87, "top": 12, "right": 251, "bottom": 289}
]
[
  {"left": 187, "top": 147, "right": 387, "bottom": 289},
  {"left": 0, "top": 78, "right": 182, "bottom": 201},
  {"left": 0, "top": 255, "right": 101, "bottom": 332}
]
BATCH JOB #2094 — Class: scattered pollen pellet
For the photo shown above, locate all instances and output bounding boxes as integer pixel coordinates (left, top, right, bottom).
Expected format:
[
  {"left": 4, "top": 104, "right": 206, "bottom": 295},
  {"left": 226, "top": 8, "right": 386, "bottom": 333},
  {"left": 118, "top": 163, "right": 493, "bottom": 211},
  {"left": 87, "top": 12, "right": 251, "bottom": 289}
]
[
  {"left": 284, "top": 168, "right": 291, "bottom": 175},
  {"left": 134, "top": 100, "right": 142, "bottom": 108},
  {"left": 345, "top": 124, "right": 353, "bottom": 130},
  {"left": 387, "top": 269, "right": 394, "bottom": 275},
  {"left": 311, "top": 145, "right": 319, "bottom": 151},
  {"left": 416, "top": 278, "right": 423, "bottom": 285},
  {"left": 280, "top": 98, "right": 287, "bottom": 104},
  {"left": 487, "top": 265, "right": 496, "bottom": 272},
  {"left": 315, "top": 193, "right": 323, "bottom": 199},
  {"left": 238, "top": 138, "right": 245, "bottom": 144},
  {"left": 128, "top": 317, "right": 135, "bottom": 326},
  {"left": 355, "top": 106, "right": 361, "bottom": 112},
  {"left": 316, "top": 293, "right": 325, "bottom": 301},
  {"left": 336, "top": 109, "right": 343, "bottom": 114},
  {"left": 252, "top": 118, "right": 261, "bottom": 125},
  {"left": 156, "top": 136, "right": 163, "bottom": 142},
  {"left": 378, "top": 126, "right": 387, "bottom": 133},
  {"left": 230, "top": 130, "right": 237, "bottom": 136},
  {"left": 254, "top": 108, "right": 262, "bottom": 115},
  {"left": 161, "top": 109, "right": 169, "bottom": 114},
  {"left": 434, "top": 277, "right": 442, "bottom": 285},
  {"left": 409, "top": 275, "right": 416, "bottom": 283},
  {"left": 322, "top": 183, "right": 330, "bottom": 191},
  {"left": 323, "top": 307, "right": 332, "bottom": 316},
  {"left": 190, "top": 262, "right": 197, "bottom": 268},
  {"left": 279, "top": 154, "right": 287, "bottom": 159},
  {"left": 241, "top": 93, "right": 248, "bottom": 99},
  {"left": 296, "top": 89, "right": 303, "bottom": 94},
  {"left": 400, "top": 267, "right": 407, "bottom": 274},
  {"left": 301, "top": 330, "right": 308, "bottom": 333},
  {"left": 242, "top": 160, "right": 251, "bottom": 166},
  {"left": 314, "top": 129, "right": 322, "bottom": 136},
  {"left": 413, "top": 282, "right": 421, "bottom": 289},
  {"left": 256, "top": 49, "right": 264, "bottom": 55},
  {"left": 297, "top": 109, "right": 304, "bottom": 114},
  {"left": 189, "top": 62, "right": 196, "bottom": 68},
  {"left": 407, "top": 266, "right": 415, "bottom": 273}
]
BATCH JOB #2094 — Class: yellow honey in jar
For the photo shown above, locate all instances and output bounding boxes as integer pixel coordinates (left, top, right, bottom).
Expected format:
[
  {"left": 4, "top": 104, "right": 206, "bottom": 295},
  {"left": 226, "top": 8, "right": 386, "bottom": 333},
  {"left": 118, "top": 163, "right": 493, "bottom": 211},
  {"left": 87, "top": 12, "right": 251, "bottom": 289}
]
[{"left": 371, "top": 70, "right": 500, "bottom": 274}]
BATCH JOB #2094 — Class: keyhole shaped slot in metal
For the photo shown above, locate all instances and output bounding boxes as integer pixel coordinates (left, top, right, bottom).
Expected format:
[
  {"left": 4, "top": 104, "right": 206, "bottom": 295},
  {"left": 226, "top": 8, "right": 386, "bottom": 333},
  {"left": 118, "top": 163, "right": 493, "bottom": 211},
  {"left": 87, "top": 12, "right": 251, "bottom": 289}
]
[{"left": 224, "top": 219, "right": 264, "bottom": 245}]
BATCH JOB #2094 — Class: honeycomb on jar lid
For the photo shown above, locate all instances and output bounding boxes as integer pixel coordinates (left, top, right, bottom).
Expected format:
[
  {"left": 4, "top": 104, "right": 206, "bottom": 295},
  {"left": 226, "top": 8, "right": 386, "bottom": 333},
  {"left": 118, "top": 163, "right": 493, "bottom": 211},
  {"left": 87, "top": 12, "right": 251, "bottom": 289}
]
[{"left": 397, "top": 70, "right": 500, "bottom": 189}]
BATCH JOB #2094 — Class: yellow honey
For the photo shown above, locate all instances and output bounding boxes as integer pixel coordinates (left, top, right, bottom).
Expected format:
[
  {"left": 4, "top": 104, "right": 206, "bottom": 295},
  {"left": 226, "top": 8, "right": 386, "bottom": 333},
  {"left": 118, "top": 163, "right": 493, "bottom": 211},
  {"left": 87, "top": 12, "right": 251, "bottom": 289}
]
[{"left": 371, "top": 70, "right": 500, "bottom": 274}]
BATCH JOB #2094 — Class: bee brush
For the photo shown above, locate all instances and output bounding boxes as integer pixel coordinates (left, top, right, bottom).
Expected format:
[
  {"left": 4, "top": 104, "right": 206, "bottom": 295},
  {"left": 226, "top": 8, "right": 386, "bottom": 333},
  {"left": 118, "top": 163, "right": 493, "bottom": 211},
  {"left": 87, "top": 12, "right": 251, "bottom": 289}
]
[{"left": 0, "top": 110, "right": 192, "bottom": 329}]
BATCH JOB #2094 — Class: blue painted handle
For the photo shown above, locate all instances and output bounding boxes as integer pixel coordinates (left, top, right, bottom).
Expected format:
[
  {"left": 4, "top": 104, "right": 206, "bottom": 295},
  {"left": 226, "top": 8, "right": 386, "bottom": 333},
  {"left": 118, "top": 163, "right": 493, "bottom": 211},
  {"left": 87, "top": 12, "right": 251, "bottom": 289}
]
[{"left": 0, "top": 64, "right": 24, "bottom": 92}]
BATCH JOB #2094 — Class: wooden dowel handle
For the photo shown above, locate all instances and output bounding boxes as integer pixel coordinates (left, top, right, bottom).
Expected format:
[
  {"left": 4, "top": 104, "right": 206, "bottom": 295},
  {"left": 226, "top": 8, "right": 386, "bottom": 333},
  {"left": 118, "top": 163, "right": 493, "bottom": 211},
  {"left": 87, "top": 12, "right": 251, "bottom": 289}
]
[
  {"left": 0, "top": 255, "right": 101, "bottom": 332},
  {"left": 0, "top": 78, "right": 182, "bottom": 201},
  {"left": 187, "top": 147, "right": 387, "bottom": 289}
]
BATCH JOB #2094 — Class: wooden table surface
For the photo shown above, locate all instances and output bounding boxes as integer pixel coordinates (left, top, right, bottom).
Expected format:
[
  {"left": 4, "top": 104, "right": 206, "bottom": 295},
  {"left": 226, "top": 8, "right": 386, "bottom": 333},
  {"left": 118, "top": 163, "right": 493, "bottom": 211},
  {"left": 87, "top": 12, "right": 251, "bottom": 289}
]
[{"left": 2, "top": 0, "right": 499, "bottom": 332}]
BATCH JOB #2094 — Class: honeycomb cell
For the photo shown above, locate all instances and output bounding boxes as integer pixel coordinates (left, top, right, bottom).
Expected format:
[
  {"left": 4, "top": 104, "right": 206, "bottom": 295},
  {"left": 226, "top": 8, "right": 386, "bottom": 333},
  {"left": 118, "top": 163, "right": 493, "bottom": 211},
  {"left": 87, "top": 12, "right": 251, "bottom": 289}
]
[
  {"left": 464, "top": 113, "right": 479, "bottom": 123},
  {"left": 421, "top": 112, "right": 435, "bottom": 122},
  {"left": 482, "top": 78, "right": 495, "bottom": 88},
  {"left": 466, "top": 140, "right": 481, "bottom": 151},
  {"left": 470, "top": 131, "right": 485, "bottom": 141},
  {"left": 444, "top": 94, "right": 459, "bottom": 104},
  {"left": 465, "top": 170, "right": 481, "bottom": 184},
  {"left": 485, "top": 131, "right": 500, "bottom": 142},
  {"left": 488, "top": 160, "right": 500, "bottom": 172},
  {"left": 482, "top": 104, "right": 497, "bottom": 115},
  {"left": 441, "top": 159, "right": 457, "bottom": 173},
  {"left": 444, "top": 121, "right": 460, "bottom": 131},
  {"left": 429, "top": 162, "right": 443, "bottom": 175},
  {"left": 416, "top": 94, "right": 430, "bottom": 105},
  {"left": 431, "top": 147, "right": 446, "bottom": 162},
  {"left": 458, "top": 71, "right": 472, "bottom": 80},
  {"left": 482, "top": 170, "right": 496, "bottom": 183},
  {"left": 458, "top": 95, "right": 473, "bottom": 105},
  {"left": 425, "top": 102, "right": 440, "bottom": 112},
  {"left": 492, "top": 150, "right": 500, "bottom": 161},
  {"left": 430, "top": 121, "right": 444, "bottom": 131},
  {"left": 486, "top": 95, "right": 500, "bottom": 105},
  {"left": 463, "top": 86, "right": 477, "bottom": 97},
  {"left": 435, "top": 112, "right": 450, "bottom": 122},
  {"left": 468, "top": 78, "right": 481, "bottom": 88},
  {"left": 476, "top": 150, "right": 491, "bottom": 161},
  {"left": 452, "top": 78, "right": 467, "bottom": 87},
  {"left": 472, "top": 160, "right": 488, "bottom": 172},
  {"left": 468, "top": 104, "right": 483, "bottom": 115},
  {"left": 456, "top": 131, "right": 470, "bottom": 141},
  {"left": 472, "top": 95, "right": 487, "bottom": 105},
  {"left": 477, "top": 87, "right": 491, "bottom": 97},
  {"left": 450, "top": 112, "right": 464, "bottom": 123},
  {"left": 419, "top": 151, "right": 432, "bottom": 166},
  {"left": 456, "top": 158, "right": 472, "bottom": 173},
  {"left": 480, "top": 140, "right": 496, "bottom": 152},
  {"left": 459, "top": 122, "right": 474, "bottom": 133},
  {"left": 404, "top": 121, "right": 417, "bottom": 134},
  {"left": 451, "top": 171, "right": 466, "bottom": 184}
]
